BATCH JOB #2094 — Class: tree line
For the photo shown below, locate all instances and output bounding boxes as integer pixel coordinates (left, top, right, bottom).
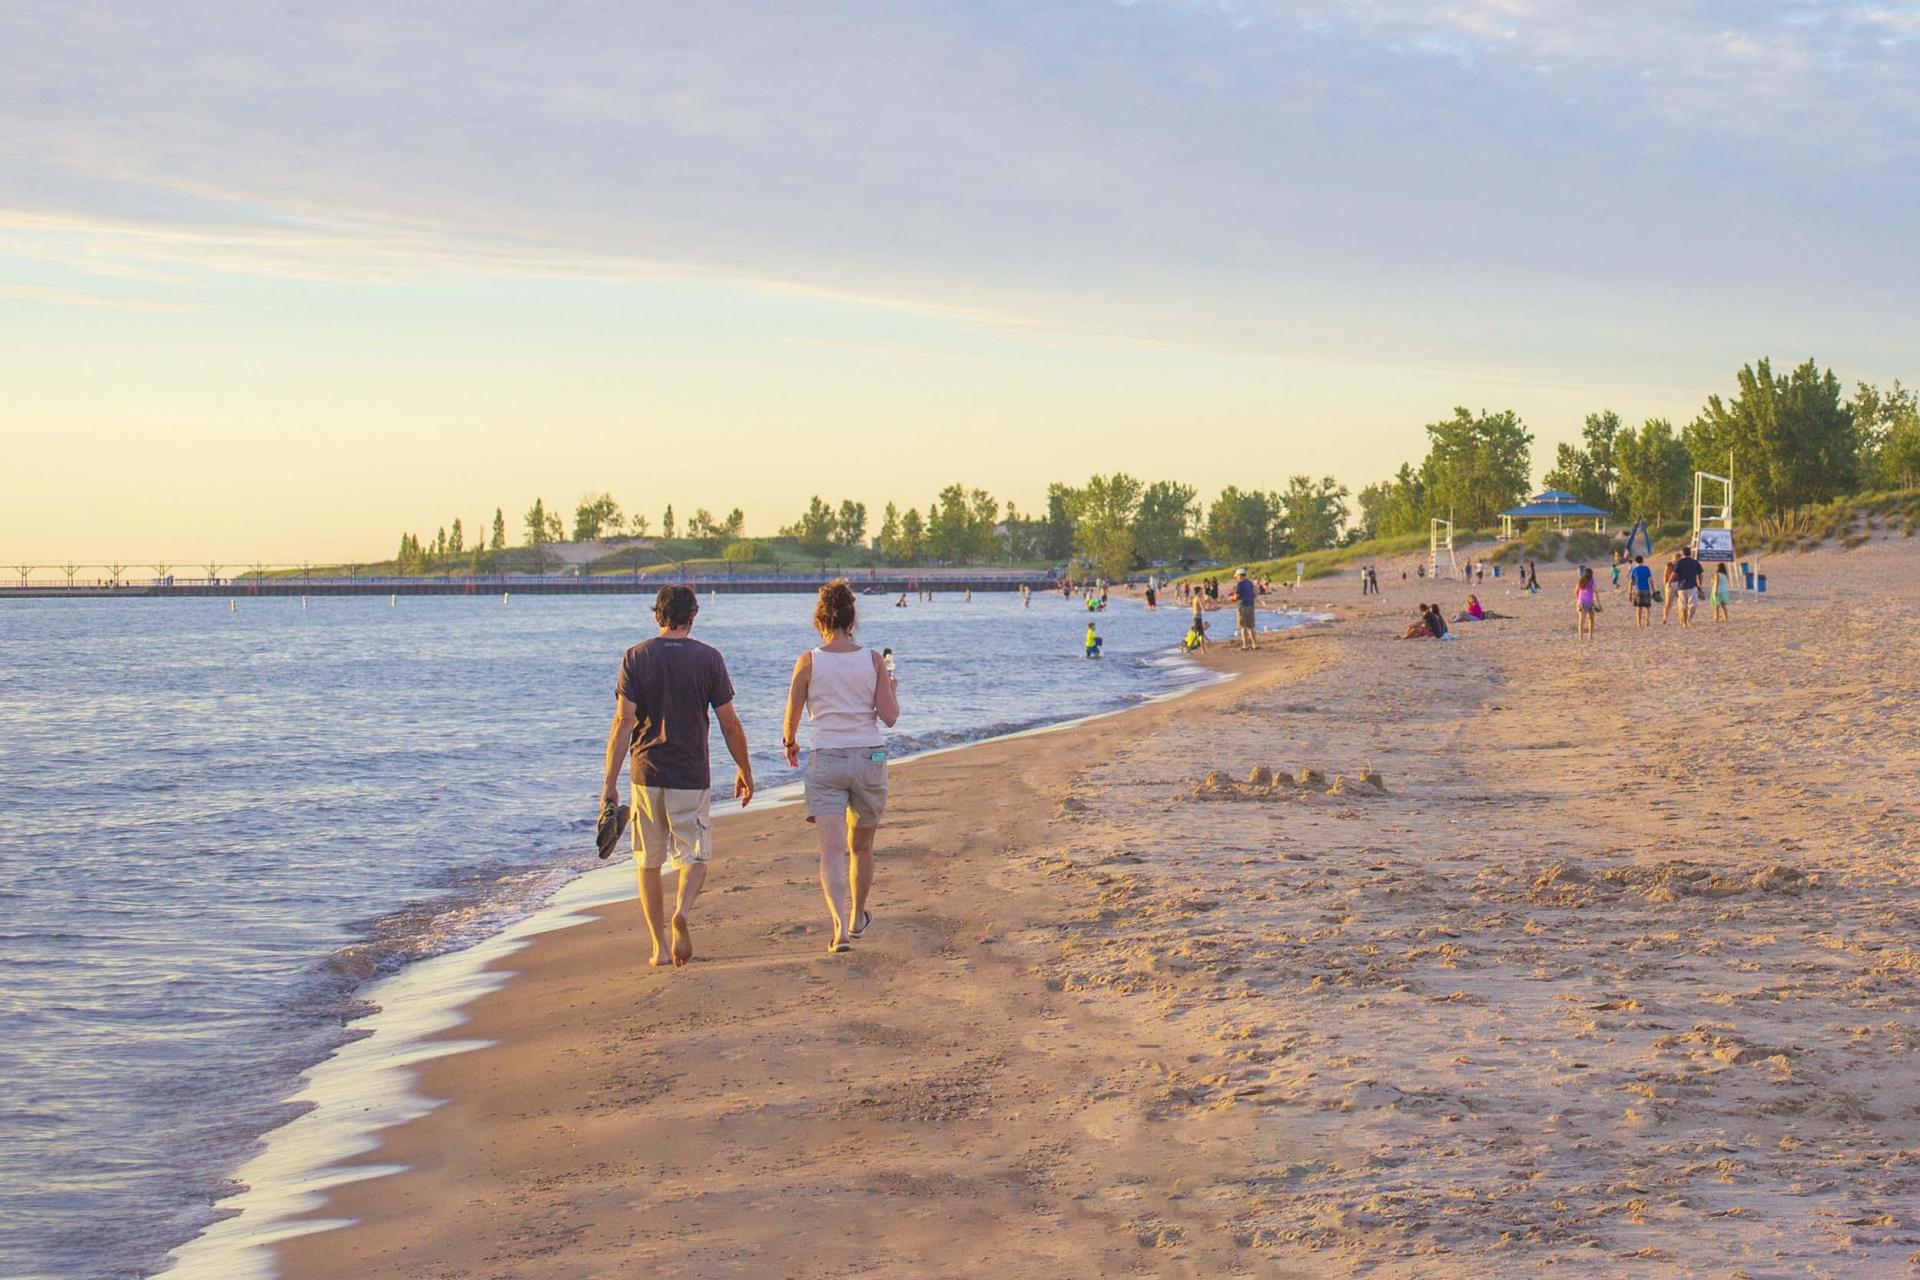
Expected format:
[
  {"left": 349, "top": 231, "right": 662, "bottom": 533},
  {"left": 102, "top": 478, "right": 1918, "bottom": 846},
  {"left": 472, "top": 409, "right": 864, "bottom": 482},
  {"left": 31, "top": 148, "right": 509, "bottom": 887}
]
[
  {"left": 1355, "top": 359, "right": 1918, "bottom": 540},
  {"left": 388, "top": 357, "right": 1917, "bottom": 576}
]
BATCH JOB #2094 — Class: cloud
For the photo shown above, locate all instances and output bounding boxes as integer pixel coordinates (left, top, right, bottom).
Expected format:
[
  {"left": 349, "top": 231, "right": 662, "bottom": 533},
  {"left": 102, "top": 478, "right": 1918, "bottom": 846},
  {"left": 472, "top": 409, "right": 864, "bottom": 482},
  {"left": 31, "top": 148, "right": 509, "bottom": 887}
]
[{"left": 0, "top": 0, "right": 1914, "bottom": 361}]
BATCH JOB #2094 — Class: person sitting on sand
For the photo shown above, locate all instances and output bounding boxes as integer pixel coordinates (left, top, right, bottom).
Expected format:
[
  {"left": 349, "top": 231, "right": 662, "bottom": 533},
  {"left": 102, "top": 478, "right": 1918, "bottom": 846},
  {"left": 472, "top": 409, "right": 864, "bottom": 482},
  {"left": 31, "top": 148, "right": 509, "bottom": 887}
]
[
  {"left": 1452, "top": 594, "right": 1495, "bottom": 622},
  {"left": 781, "top": 580, "right": 900, "bottom": 955},
  {"left": 1403, "top": 603, "right": 1448, "bottom": 639},
  {"left": 601, "top": 584, "right": 755, "bottom": 969}
]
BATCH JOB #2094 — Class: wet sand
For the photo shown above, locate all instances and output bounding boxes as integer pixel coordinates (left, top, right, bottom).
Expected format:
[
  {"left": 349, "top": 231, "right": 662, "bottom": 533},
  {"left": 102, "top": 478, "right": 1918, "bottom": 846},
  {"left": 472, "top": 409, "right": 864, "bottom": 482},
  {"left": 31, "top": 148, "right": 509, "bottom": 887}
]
[{"left": 276, "top": 539, "right": 1920, "bottom": 1278}]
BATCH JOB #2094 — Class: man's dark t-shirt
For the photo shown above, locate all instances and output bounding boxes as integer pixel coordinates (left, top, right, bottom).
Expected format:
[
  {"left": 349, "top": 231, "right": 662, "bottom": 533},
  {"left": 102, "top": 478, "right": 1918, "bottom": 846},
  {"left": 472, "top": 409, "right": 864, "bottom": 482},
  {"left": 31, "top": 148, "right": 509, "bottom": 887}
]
[
  {"left": 1673, "top": 556, "right": 1704, "bottom": 591},
  {"left": 1233, "top": 577, "right": 1256, "bottom": 607},
  {"left": 615, "top": 637, "right": 735, "bottom": 790}
]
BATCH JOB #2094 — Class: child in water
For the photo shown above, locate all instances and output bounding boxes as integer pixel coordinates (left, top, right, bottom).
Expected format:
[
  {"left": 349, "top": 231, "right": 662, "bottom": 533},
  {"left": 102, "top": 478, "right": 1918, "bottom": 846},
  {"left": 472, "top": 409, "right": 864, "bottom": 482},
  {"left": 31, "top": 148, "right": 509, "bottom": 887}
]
[
  {"left": 1084, "top": 623, "right": 1104, "bottom": 658},
  {"left": 1183, "top": 616, "right": 1209, "bottom": 652}
]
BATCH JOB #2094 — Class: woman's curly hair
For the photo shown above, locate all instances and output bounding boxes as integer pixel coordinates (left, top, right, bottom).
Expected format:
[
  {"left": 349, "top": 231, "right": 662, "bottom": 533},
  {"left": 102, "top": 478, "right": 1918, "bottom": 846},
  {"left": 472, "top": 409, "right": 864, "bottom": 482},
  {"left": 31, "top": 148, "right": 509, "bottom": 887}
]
[{"left": 814, "top": 579, "right": 857, "bottom": 635}]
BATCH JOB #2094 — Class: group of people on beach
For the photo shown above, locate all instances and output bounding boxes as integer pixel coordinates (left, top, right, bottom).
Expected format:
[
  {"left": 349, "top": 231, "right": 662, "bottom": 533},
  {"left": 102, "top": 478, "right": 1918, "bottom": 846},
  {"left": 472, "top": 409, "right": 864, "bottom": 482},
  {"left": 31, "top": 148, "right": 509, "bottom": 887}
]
[
  {"left": 599, "top": 581, "right": 899, "bottom": 964},
  {"left": 1579, "top": 546, "right": 1731, "bottom": 639}
]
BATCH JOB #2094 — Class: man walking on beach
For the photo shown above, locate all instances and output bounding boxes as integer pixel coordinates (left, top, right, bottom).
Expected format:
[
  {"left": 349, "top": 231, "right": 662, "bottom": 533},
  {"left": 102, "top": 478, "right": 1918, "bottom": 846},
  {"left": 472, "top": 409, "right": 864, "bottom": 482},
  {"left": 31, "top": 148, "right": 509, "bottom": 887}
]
[
  {"left": 1629, "top": 555, "right": 1654, "bottom": 628},
  {"left": 1232, "top": 567, "right": 1259, "bottom": 650},
  {"left": 1672, "top": 546, "right": 1705, "bottom": 628},
  {"left": 601, "top": 585, "right": 754, "bottom": 968}
]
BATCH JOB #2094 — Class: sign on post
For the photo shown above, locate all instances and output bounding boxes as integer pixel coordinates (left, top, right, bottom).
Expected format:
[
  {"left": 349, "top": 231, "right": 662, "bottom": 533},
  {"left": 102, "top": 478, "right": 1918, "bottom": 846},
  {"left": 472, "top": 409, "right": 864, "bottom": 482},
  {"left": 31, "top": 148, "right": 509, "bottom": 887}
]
[{"left": 1696, "top": 528, "right": 1735, "bottom": 562}]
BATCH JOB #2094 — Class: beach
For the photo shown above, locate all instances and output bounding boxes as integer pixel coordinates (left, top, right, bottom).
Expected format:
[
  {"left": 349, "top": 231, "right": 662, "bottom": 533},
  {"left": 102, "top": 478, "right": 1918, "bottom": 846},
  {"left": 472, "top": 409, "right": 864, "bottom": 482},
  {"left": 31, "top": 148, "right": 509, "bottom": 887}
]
[{"left": 270, "top": 539, "right": 1920, "bottom": 1278}]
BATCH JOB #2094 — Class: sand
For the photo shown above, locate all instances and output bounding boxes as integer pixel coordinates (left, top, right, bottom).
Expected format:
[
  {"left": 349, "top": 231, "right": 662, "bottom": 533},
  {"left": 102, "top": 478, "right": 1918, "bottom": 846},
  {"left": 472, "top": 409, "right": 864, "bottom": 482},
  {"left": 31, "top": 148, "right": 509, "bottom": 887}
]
[{"left": 275, "top": 538, "right": 1920, "bottom": 1279}]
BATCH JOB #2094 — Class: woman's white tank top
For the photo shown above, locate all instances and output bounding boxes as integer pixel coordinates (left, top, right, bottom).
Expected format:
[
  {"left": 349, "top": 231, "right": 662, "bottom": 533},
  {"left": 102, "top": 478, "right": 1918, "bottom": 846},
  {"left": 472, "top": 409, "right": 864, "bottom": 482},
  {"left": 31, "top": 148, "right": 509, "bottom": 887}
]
[{"left": 807, "top": 647, "right": 883, "bottom": 748}]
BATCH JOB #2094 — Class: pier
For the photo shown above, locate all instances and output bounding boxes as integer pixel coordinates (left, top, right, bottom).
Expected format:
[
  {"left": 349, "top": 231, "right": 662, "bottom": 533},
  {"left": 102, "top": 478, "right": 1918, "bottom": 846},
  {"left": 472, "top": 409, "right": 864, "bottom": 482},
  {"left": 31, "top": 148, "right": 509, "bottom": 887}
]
[{"left": 0, "top": 570, "right": 1055, "bottom": 600}]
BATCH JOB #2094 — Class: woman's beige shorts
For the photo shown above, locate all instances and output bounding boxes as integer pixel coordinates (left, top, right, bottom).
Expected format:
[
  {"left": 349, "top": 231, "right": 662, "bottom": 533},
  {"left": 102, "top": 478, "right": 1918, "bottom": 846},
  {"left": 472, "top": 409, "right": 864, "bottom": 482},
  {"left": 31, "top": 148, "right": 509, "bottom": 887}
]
[
  {"left": 805, "top": 747, "right": 889, "bottom": 827},
  {"left": 631, "top": 786, "right": 712, "bottom": 870}
]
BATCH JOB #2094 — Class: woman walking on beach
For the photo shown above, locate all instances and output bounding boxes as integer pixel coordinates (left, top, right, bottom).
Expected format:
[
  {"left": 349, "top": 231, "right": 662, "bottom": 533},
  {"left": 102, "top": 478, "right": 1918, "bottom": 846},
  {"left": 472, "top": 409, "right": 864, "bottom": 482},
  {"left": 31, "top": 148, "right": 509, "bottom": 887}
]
[
  {"left": 1711, "top": 563, "right": 1731, "bottom": 622},
  {"left": 1575, "top": 566, "right": 1598, "bottom": 641},
  {"left": 782, "top": 580, "right": 901, "bottom": 954}
]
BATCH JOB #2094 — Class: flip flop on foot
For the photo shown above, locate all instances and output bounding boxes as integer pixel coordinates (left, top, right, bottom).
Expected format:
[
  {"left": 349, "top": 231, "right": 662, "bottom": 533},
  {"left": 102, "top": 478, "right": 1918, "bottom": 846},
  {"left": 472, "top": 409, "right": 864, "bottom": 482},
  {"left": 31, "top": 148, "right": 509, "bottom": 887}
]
[
  {"left": 827, "top": 937, "right": 851, "bottom": 954},
  {"left": 849, "top": 910, "right": 872, "bottom": 940},
  {"left": 671, "top": 914, "right": 693, "bottom": 968}
]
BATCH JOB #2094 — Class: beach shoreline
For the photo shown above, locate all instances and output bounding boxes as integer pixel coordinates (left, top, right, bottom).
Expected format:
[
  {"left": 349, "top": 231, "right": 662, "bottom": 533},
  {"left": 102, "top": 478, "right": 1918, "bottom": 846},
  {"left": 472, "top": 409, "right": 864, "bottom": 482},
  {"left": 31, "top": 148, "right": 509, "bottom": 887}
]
[
  {"left": 149, "top": 609, "right": 1319, "bottom": 1280},
  {"left": 253, "top": 624, "right": 1319, "bottom": 1280},
  {"left": 187, "top": 542, "right": 1920, "bottom": 1277}
]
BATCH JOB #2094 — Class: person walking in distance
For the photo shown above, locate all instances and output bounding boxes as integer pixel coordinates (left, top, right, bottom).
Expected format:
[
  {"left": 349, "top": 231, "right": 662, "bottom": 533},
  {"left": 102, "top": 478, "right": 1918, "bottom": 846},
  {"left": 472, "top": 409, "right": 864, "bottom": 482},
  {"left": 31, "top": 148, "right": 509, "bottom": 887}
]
[
  {"left": 782, "top": 580, "right": 901, "bottom": 954},
  {"left": 1628, "top": 554, "right": 1654, "bottom": 628},
  {"left": 600, "top": 585, "right": 754, "bottom": 969},
  {"left": 1574, "top": 565, "right": 1599, "bottom": 641},
  {"left": 1672, "top": 545, "right": 1706, "bottom": 628},
  {"left": 1660, "top": 550, "right": 1680, "bottom": 625},
  {"left": 1231, "top": 567, "right": 1259, "bottom": 650}
]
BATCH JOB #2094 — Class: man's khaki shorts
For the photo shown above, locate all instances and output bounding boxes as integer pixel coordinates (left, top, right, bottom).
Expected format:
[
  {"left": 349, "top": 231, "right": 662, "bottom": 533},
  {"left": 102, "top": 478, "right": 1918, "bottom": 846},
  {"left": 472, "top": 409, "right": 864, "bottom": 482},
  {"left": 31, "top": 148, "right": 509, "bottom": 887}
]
[
  {"left": 632, "top": 786, "right": 712, "bottom": 871},
  {"left": 804, "top": 747, "right": 889, "bottom": 827}
]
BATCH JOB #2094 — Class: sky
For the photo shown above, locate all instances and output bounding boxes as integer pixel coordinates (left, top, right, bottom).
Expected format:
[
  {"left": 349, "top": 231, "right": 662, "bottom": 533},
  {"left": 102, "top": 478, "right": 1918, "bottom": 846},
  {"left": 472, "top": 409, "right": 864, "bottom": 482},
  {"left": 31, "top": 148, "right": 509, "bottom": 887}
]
[{"left": 2, "top": 0, "right": 1917, "bottom": 564}]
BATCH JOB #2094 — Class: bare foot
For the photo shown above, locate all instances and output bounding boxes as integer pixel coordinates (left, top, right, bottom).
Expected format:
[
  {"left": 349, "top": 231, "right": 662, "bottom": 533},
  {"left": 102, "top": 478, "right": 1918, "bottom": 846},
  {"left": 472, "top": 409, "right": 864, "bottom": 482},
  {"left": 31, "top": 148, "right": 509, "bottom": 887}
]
[
  {"left": 648, "top": 937, "right": 671, "bottom": 968},
  {"left": 671, "top": 914, "right": 693, "bottom": 967}
]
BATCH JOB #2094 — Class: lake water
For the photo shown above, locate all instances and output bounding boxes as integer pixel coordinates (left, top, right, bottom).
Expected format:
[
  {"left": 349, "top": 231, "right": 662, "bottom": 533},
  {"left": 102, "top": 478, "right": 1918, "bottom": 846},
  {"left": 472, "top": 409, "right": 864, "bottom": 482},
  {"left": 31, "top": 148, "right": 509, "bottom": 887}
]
[{"left": 0, "top": 589, "right": 1292, "bottom": 1279}]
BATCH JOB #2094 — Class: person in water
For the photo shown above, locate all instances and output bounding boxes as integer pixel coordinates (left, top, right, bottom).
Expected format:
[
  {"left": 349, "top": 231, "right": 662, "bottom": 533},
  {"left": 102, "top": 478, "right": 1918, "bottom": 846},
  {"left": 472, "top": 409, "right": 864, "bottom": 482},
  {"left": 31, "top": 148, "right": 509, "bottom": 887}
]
[
  {"left": 1085, "top": 622, "right": 1103, "bottom": 658},
  {"left": 601, "top": 585, "right": 754, "bottom": 969},
  {"left": 780, "top": 580, "right": 900, "bottom": 954}
]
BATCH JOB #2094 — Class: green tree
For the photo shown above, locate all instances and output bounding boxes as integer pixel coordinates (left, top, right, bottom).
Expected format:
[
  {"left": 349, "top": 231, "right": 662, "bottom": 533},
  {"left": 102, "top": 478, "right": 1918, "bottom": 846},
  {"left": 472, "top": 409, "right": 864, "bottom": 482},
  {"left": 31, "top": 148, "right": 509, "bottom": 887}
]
[
  {"left": 1001, "top": 501, "right": 1043, "bottom": 562},
  {"left": 783, "top": 496, "right": 839, "bottom": 560},
  {"left": 875, "top": 503, "right": 902, "bottom": 559},
  {"left": 661, "top": 505, "right": 676, "bottom": 540},
  {"left": 524, "top": 499, "right": 549, "bottom": 549},
  {"left": 927, "top": 484, "right": 971, "bottom": 562},
  {"left": 1041, "top": 483, "right": 1078, "bottom": 562},
  {"left": 1541, "top": 410, "right": 1623, "bottom": 512},
  {"left": 1685, "top": 358, "right": 1858, "bottom": 512},
  {"left": 835, "top": 500, "right": 868, "bottom": 549},
  {"left": 1133, "top": 481, "right": 1197, "bottom": 563},
  {"left": 1071, "top": 473, "right": 1143, "bottom": 581},
  {"left": 721, "top": 540, "right": 763, "bottom": 564},
  {"left": 1205, "top": 487, "right": 1278, "bottom": 561},
  {"left": 491, "top": 508, "right": 507, "bottom": 551},
  {"left": 629, "top": 512, "right": 651, "bottom": 538},
  {"left": 1420, "top": 407, "right": 1533, "bottom": 529},
  {"left": 970, "top": 489, "right": 1001, "bottom": 559},
  {"left": 1367, "top": 463, "right": 1430, "bottom": 537},
  {"left": 449, "top": 518, "right": 464, "bottom": 554},
  {"left": 573, "top": 492, "right": 622, "bottom": 541},
  {"left": 1614, "top": 418, "right": 1693, "bottom": 523},
  {"left": 686, "top": 509, "right": 723, "bottom": 555},
  {"left": 1279, "top": 475, "right": 1348, "bottom": 552},
  {"left": 899, "top": 507, "right": 925, "bottom": 564},
  {"left": 1354, "top": 482, "right": 1390, "bottom": 540},
  {"left": 1854, "top": 381, "right": 1920, "bottom": 490}
]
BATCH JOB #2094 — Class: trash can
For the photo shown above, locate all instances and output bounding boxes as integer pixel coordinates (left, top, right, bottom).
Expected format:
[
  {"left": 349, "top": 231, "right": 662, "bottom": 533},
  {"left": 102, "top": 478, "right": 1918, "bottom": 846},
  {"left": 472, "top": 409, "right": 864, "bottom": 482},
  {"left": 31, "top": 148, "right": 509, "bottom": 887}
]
[
  {"left": 1741, "top": 562, "right": 1754, "bottom": 590},
  {"left": 1756, "top": 573, "right": 1767, "bottom": 593},
  {"left": 1492, "top": 565, "right": 1500, "bottom": 577}
]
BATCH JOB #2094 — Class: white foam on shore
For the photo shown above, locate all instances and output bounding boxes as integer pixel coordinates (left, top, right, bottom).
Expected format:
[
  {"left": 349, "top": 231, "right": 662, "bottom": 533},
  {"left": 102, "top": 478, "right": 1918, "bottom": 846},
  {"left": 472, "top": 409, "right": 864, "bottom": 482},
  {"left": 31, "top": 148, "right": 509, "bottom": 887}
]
[{"left": 151, "top": 615, "right": 1327, "bottom": 1279}]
